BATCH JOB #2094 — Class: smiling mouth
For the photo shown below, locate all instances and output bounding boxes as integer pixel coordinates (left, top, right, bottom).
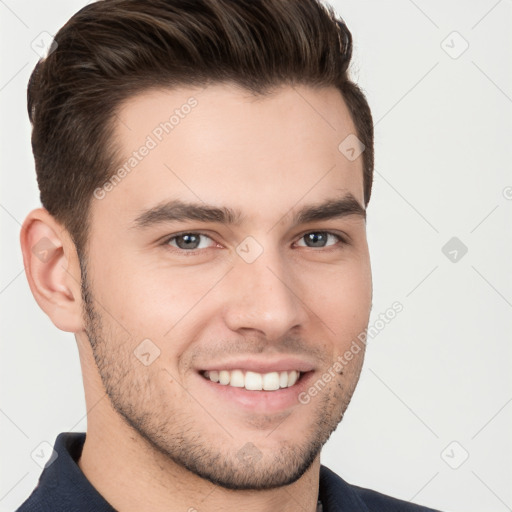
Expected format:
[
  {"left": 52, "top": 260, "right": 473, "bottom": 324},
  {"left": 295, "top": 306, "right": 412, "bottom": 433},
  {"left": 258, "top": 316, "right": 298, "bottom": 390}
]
[{"left": 200, "top": 369, "right": 306, "bottom": 391}]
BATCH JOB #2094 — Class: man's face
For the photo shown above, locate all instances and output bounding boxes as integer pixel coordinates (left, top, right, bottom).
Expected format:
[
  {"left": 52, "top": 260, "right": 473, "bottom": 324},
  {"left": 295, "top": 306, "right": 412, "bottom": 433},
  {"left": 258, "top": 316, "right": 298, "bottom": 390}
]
[{"left": 80, "top": 83, "right": 372, "bottom": 489}]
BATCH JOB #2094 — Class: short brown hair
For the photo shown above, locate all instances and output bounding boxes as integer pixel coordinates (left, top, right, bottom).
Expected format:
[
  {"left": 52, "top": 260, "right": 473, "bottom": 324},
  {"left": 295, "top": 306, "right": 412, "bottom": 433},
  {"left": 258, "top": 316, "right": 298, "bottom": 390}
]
[{"left": 27, "top": 0, "right": 374, "bottom": 259}]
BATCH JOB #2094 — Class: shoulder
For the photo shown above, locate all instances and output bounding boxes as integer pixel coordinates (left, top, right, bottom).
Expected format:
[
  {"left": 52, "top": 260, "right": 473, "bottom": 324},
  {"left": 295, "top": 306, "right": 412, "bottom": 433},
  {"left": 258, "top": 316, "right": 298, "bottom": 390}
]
[
  {"left": 351, "top": 484, "right": 442, "bottom": 511},
  {"left": 319, "top": 465, "right": 443, "bottom": 512}
]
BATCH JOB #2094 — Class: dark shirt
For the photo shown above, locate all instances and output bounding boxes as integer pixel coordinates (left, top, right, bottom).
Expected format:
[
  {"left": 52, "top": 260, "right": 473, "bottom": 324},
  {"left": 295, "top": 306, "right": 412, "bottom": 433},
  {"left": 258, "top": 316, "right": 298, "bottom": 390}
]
[{"left": 16, "top": 432, "right": 442, "bottom": 511}]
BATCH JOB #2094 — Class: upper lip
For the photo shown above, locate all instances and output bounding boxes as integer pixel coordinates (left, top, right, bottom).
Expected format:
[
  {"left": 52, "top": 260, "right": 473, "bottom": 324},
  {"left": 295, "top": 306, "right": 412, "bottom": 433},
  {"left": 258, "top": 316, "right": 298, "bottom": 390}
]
[{"left": 198, "top": 357, "right": 315, "bottom": 374}]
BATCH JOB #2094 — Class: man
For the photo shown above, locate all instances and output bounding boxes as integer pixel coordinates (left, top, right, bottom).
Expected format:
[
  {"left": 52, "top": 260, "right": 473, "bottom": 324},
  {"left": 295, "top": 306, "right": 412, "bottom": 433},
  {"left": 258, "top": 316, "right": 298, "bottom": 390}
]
[{"left": 17, "top": 0, "right": 443, "bottom": 510}]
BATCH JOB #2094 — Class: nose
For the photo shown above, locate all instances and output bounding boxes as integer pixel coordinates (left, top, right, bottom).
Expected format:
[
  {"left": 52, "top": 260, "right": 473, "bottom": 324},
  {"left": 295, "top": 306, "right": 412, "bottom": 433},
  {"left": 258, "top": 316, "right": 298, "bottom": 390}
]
[{"left": 221, "top": 245, "right": 309, "bottom": 340}]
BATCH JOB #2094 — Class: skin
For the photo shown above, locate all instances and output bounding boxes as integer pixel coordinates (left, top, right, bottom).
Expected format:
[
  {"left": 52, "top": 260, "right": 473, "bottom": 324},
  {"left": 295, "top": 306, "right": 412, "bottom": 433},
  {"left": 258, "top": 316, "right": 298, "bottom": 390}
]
[{"left": 20, "top": 83, "right": 372, "bottom": 512}]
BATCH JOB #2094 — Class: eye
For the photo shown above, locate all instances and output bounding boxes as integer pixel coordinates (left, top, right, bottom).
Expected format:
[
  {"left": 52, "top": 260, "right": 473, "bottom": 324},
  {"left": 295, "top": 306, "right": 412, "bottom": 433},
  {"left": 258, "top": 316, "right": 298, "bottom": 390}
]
[
  {"left": 164, "top": 232, "right": 216, "bottom": 252},
  {"left": 295, "top": 231, "right": 345, "bottom": 249},
  {"left": 161, "top": 230, "right": 347, "bottom": 255}
]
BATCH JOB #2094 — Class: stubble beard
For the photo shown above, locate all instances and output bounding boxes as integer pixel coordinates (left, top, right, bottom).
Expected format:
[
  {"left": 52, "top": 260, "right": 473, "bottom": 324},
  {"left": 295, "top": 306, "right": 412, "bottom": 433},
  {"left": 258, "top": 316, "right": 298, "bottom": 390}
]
[{"left": 79, "top": 255, "right": 361, "bottom": 490}]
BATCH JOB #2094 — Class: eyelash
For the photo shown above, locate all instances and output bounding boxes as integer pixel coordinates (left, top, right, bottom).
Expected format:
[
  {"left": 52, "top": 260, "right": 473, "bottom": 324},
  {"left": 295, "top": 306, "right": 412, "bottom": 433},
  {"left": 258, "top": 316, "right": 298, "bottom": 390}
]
[{"left": 161, "top": 230, "right": 348, "bottom": 255}]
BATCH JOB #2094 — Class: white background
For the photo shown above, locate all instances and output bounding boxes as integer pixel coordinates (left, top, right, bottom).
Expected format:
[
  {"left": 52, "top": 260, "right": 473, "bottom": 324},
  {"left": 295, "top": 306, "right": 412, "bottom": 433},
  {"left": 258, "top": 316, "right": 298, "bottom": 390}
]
[{"left": 1, "top": 1, "right": 511, "bottom": 511}]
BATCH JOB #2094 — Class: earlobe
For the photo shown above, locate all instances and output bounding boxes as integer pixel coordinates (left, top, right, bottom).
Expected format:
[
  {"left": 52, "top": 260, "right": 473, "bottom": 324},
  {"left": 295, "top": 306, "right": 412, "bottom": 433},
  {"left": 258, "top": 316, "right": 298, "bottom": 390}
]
[{"left": 20, "top": 208, "right": 84, "bottom": 333}]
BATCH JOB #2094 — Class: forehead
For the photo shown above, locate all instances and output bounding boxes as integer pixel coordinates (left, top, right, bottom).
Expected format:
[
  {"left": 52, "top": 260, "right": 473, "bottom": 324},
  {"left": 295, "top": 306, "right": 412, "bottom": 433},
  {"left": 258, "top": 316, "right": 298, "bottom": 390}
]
[{"left": 94, "top": 83, "right": 364, "bottom": 228}]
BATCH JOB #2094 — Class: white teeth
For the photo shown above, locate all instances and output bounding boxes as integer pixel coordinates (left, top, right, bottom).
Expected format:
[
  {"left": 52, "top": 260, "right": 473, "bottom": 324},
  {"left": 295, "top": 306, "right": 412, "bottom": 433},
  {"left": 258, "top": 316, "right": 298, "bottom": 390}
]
[
  {"left": 245, "top": 371, "right": 263, "bottom": 390},
  {"left": 262, "top": 372, "right": 280, "bottom": 390},
  {"left": 203, "top": 369, "right": 302, "bottom": 391},
  {"left": 230, "top": 369, "right": 245, "bottom": 387}
]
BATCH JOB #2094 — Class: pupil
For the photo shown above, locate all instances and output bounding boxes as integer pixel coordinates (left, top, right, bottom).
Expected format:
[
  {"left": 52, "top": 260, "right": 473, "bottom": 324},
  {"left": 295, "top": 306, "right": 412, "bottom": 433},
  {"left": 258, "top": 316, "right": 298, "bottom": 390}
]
[
  {"left": 307, "top": 233, "right": 325, "bottom": 247},
  {"left": 179, "top": 234, "right": 199, "bottom": 249},
  {"left": 175, "top": 233, "right": 328, "bottom": 250}
]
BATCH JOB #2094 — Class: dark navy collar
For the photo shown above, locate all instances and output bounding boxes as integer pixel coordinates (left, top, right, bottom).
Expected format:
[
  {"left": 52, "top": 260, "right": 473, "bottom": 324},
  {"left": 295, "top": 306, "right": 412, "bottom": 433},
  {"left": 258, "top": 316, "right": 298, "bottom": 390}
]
[
  {"left": 18, "top": 431, "right": 371, "bottom": 512},
  {"left": 318, "top": 461, "right": 370, "bottom": 512},
  {"left": 17, "top": 432, "right": 117, "bottom": 511}
]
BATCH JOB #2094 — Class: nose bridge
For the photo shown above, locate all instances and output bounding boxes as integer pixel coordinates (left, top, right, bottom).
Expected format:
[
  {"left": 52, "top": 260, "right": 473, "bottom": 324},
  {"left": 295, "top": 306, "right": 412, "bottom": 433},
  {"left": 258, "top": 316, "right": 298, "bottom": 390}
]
[{"left": 222, "top": 240, "right": 307, "bottom": 337}]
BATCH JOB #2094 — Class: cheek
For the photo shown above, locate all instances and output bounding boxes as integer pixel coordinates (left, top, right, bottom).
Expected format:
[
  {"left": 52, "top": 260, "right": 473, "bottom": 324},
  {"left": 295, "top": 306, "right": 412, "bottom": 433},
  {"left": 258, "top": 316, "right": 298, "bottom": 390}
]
[
  {"left": 300, "top": 262, "right": 371, "bottom": 374},
  {"left": 92, "top": 258, "right": 228, "bottom": 367},
  {"left": 304, "top": 259, "right": 372, "bottom": 327},
  {"left": 96, "top": 257, "right": 202, "bottom": 323}
]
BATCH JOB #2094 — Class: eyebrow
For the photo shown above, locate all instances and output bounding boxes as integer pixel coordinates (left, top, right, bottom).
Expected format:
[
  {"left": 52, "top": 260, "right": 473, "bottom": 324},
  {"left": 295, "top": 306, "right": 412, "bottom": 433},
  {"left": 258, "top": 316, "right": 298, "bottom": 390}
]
[{"left": 130, "top": 193, "right": 366, "bottom": 231}]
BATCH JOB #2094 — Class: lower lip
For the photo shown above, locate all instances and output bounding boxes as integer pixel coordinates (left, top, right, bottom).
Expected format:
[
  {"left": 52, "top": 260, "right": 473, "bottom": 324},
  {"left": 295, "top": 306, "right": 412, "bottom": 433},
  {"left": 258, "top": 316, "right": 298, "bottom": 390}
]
[{"left": 196, "top": 371, "right": 315, "bottom": 414}]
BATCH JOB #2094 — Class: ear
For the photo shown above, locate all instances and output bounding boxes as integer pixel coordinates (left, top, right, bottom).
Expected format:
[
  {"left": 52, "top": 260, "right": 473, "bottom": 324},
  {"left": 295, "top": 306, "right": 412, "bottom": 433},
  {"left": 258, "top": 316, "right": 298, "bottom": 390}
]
[{"left": 20, "top": 208, "right": 85, "bottom": 332}]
